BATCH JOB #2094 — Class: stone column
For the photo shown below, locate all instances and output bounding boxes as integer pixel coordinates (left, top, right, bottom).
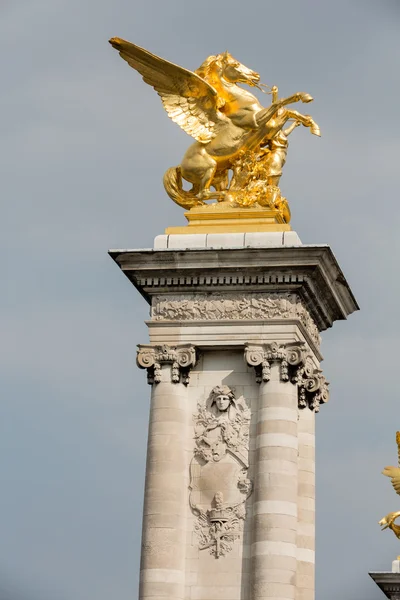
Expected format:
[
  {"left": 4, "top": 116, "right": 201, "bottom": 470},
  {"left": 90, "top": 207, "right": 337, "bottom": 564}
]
[
  {"left": 246, "top": 343, "right": 305, "bottom": 600},
  {"left": 296, "top": 407, "right": 315, "bottom": 600},
  {"left": 295, "top": 357, "right": 328, "bottom": 600},
  {"left": 137, "top": 344, "right": 196, "bottom": 600}
]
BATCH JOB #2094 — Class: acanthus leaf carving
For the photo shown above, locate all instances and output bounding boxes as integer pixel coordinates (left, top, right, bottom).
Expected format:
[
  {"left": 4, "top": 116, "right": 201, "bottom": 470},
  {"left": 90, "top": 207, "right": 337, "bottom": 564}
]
[
  {"left": 244, "top": 342, "right": 329, "bottom": 412},
  {"left": 137, "top": 344, "right": 196, "bottom": 385},
  {"left": 243, "top": 346, "right": 270, "bottom": 383},
  {"left": 245, "top": 343, "right": 305, "bottom": 385},
  {"left": 294, "top": 362, "right": 329, "bottom": 413}
]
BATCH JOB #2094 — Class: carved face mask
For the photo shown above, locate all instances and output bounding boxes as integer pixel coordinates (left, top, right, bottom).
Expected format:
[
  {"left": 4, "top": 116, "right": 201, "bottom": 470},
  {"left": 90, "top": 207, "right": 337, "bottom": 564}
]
[{"left": 215, "top": 395, "right": 231, "bottom": 412}]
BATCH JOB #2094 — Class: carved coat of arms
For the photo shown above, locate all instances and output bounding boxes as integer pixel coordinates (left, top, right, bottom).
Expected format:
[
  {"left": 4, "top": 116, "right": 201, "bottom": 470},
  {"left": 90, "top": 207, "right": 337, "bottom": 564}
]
[{"left": 189, "top": 385, "right": 252, "bottom": 558}]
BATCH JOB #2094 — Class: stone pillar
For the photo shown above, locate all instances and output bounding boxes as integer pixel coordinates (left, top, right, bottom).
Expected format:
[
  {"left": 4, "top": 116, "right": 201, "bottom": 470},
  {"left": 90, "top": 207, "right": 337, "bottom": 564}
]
[
  {"left": 110, "top": 236, "right": 358, "bottom": 600},
  {"left": 297, "top": 407, "right": 315, "bottom": 600},
  {"left": 137, "top": 344, "right": 196, "bottom": 600},
  {"left": 252, "top": 365, "right": 298, "bottom": 600},
  {"left": 246, "top": 344, "right": 304, "bottom": 600}
]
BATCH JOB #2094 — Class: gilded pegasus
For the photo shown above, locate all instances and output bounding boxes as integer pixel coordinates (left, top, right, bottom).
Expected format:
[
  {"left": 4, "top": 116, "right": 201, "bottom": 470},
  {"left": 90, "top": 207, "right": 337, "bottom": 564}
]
[
  {"left": 379, "top": 432, "right": 400, "bottom": 541},
  {"left": 109, "top": 38, "right": 320, "bottom": 210}
]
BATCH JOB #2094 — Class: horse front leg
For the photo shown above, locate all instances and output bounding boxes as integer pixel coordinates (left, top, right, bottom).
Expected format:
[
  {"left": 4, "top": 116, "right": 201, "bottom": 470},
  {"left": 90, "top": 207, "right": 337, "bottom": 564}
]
[
  {"left": 255, "top": 91, "right": 313, "bottom": 129},
  {"left": 248, "top": 113, "right": 291, "bottom": 151},
  {"left": 284, "top": 110, "right": 321, "bottom": 136},
  {"left": 278, "top": 92, "right": 314, "bottom": 107}
]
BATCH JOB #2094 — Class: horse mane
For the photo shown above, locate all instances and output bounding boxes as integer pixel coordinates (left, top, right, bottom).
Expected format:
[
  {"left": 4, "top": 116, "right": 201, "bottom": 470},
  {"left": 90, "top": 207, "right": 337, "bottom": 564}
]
[
  {"left": 195, "top": 53, "right": 231, "bottom": 109},
  {"left": 195, "top": 54, "right": 223, "bottom": 81}
]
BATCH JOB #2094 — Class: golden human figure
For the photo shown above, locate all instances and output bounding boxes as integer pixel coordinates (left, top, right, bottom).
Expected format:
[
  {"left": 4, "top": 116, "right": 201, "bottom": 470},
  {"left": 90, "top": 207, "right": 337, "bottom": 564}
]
[
  {"left": 109, "top": 38, "right": 320, "bottom": 221},
  {"left": 262, "top": 123, "right": 299, "bottom": 185}
]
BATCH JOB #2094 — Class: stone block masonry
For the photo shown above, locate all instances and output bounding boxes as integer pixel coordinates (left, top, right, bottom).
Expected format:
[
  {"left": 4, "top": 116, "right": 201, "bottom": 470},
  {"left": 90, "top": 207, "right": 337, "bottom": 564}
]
[{"left": 110, "top": 234, "right": 358, "bottom": 600}]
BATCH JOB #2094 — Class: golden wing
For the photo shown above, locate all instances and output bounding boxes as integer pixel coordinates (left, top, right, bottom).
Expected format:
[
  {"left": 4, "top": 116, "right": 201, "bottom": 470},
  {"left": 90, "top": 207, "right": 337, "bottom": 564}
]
[
  {"left": 382, "top": 466, "right": 400, "bottom": 495},
  {"left": 109, "top": 38, "right": 221, "bottom": 143}
]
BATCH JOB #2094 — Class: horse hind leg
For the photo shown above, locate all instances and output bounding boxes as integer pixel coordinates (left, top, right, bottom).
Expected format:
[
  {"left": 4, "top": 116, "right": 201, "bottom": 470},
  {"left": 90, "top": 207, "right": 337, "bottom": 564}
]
[
  {"left": 181, "top": 145, "right": 218, "bottom": 200},
  {"left": 198, "top": 163, "right": 217, "bottom": 199},
  {"left": 212, "top": 169, "right": 230, "bottom": 192}
]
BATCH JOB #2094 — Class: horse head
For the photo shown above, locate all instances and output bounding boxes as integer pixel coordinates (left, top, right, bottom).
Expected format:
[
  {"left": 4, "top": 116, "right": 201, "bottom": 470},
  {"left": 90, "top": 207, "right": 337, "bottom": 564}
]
[
  {"left": 219, "top": 51, "right": 260, "bottom": 87},
  {"left": 195, "top": 52, "right": 260, "bottom": 88}
]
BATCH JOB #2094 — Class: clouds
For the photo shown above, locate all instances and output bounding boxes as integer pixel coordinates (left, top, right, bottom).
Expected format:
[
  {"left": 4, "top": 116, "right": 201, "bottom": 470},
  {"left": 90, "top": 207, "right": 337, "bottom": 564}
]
[{"left": 3, "top": 0, "right": 400, "bottom": 599}]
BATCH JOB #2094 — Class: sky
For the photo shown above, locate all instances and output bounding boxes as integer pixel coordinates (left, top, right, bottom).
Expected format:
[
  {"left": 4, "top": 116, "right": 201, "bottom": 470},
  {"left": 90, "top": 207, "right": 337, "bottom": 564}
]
[{"left": 2, "top": 0, "right": 400, "bottom": 598}]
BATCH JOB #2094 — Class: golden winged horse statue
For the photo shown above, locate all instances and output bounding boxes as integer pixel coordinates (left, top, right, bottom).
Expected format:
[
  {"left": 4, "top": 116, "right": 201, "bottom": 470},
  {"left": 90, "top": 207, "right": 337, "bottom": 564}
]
[
  {"left": 379, "top": 432, "right": 400, "bottom": 542},
  {"left": 109, "top": 38, "right": 320, "bottom": 218}
]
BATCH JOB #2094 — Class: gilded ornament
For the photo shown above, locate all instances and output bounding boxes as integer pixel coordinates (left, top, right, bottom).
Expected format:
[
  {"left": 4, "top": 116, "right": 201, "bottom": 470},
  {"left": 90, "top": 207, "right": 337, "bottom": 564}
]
[
  {"left": 109, "top": 38, "right": 320, "bottom": 228},
  {"left": 379, "top": 432, "right": 400, "bottom": 542}
]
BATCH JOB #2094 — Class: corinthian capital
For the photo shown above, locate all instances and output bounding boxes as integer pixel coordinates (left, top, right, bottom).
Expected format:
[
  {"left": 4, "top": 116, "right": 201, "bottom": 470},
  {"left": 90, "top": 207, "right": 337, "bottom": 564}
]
[
  {"left": 137, "top": 344, "right": 197, "bottom": 385},
  {"left": 244, "top": 342, "right": 328, "bottom": 412},
  {"left": 245, "top": 342, "right": 305, "bottom": 383}
]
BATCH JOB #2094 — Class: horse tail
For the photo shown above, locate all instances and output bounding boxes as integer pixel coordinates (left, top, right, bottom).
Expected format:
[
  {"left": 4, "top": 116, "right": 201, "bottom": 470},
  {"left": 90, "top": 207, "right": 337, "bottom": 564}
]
[{"left": 163, "top": 166, "right": 203, "bottom": 209}]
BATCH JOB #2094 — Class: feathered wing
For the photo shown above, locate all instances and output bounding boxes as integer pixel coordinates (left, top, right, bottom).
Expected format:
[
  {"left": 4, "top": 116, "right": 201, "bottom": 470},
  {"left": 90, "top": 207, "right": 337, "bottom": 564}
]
[
  {"left": 382, "top": 466, "right": 400, "bottom": 495},
  {"left": 109, "top": 38, "right": 221, "bottom": 143},
  {"left": 396, "top": 431, "right": 400, "bottom": 465}
]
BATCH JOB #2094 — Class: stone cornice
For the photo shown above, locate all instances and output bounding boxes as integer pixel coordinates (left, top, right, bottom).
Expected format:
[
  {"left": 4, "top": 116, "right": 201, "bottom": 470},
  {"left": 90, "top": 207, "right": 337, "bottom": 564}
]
[
  {"left": 370, "top": 572, "right": 400, "bottom": 599},
  {"left": 109, "top": 246, "right": 359, "bottom": 332}
]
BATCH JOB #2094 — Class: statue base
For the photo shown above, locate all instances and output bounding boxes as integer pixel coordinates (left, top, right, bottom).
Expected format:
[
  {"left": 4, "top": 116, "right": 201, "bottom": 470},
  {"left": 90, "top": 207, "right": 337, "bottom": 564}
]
[{"left": 165, "top": 205, "right": 291, "bottom": 234}]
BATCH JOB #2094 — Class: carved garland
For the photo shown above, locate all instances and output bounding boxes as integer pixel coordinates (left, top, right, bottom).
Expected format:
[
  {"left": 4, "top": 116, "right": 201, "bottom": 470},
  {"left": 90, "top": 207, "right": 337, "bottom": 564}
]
[
  {"left": 151, "top": 292, "right": 321, "bottom": 348},
  {"left": 137, "top": 344, "right": 196, "bottom": 385},
  {"left": 245, "top": 342, "right": 329, "bottom": 412}
]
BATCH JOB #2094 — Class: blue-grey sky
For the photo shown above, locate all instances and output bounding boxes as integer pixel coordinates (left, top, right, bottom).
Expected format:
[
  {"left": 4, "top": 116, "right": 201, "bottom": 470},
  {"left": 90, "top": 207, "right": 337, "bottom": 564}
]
[{"left": 2, "top": 1, "right": 400, "bottom": 598}]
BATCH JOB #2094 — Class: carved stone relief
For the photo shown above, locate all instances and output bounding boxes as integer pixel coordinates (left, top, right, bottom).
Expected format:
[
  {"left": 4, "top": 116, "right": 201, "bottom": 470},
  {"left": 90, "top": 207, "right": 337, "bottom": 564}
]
[
  {"left": 189, "top": 386, "right": 252, "bottom": 558},
  {"left": 245, "top": 342, "right": 329, "bottom": 412},
  {"left": 151, "top": 292, "right": 321, "bottom": 347},
  {"left": 137, "top": 344, "right": 196, "bottom": 385}
]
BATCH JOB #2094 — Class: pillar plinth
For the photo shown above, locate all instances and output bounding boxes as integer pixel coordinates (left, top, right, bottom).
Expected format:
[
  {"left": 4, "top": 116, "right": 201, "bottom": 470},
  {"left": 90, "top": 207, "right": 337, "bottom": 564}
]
[{"left": 110, "top": 233, "right": 358, "bottom": 600}]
